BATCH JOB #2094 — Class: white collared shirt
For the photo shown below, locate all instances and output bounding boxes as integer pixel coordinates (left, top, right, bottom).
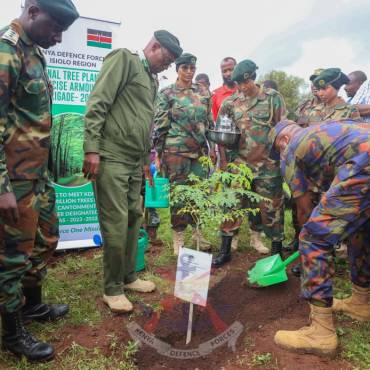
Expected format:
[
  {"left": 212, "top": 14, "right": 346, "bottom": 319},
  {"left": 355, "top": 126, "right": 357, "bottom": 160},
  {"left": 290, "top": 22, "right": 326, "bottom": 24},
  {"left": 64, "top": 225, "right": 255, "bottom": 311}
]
[{"left": 350, "top": 80, "right": 370, "bottom": 122}]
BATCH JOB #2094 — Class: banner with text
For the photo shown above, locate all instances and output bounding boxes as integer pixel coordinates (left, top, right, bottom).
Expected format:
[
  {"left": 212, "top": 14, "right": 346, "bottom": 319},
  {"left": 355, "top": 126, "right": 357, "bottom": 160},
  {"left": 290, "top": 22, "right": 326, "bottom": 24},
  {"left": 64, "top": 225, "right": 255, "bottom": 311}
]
[{"left": 43, "top": 17, "right": 120, "bottom": 249}]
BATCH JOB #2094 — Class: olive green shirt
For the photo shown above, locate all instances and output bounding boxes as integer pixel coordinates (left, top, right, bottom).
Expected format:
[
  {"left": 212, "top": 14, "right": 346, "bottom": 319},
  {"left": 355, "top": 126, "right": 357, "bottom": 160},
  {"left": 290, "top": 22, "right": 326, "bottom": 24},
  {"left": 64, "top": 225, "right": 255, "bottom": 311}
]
[{"left": 84, "top": 48, "right": 158, "bottom": 165}]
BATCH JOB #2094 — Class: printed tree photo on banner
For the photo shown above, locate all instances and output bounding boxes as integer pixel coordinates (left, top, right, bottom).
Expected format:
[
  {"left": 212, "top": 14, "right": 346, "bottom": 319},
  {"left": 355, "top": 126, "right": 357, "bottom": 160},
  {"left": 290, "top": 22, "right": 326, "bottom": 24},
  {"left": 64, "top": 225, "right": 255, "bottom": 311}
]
[{"left": 51, "top": 113, "right": 87, "bottom": 187}]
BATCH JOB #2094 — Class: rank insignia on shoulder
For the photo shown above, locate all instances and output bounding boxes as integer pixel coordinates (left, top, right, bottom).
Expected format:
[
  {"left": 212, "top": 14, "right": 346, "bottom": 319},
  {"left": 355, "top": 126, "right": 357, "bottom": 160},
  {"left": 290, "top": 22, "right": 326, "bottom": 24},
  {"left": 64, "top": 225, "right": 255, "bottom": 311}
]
[{"left": 2, "top": 28, "right": 19, "bottom": 45}]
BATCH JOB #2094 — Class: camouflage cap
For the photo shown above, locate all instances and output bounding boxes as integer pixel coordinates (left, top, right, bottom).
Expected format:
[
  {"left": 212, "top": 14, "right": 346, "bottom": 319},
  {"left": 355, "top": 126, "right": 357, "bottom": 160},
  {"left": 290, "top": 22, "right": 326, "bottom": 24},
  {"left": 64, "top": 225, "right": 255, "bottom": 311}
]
[
  {"left": 268, "top": 120, "right": 298, "bottom": 160},
  {"left": 36, "top": 0, "right": 79, "bottom": 28},
  {"left": 309, "top": 68, "right": 324, "bottom": 82},
  {"left": 232, "top": 59, "right": 258, "bottom": 83},
  {"left": 175, "top": 53, "right": 197, "bottom": 67},
  {"left": 313, "top": 68, "right": 350, "bottom": 90},
  {"left": 154, "top": 30, "right": 182, "bottom": 58}
]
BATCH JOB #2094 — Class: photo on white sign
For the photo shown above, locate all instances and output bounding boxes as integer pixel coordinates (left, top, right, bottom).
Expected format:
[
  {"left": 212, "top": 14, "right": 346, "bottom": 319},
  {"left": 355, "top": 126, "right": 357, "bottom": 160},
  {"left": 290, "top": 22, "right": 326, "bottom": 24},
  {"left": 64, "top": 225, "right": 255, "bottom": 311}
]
[{"left": 174, "top": 248, "right": 212, "bottom": 307}]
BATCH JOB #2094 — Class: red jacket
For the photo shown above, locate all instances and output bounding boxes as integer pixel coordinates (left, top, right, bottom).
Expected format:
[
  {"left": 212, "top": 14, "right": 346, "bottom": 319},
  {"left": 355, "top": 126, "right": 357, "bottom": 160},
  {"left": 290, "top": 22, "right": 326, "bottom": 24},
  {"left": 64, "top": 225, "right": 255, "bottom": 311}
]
[{"left": 211, "top": 85, "right": 238, "bottom": 120}]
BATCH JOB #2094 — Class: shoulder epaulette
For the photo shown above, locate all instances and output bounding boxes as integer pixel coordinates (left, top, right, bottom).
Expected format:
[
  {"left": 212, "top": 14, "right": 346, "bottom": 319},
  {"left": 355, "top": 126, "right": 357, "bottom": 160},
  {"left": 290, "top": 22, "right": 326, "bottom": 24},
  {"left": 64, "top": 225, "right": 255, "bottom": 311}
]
[
  {"left": 1, "top": 27, "right": 19, "bottom": 46},
  {"left": 264, "top": 87, "right": 278, "bottom": 96},
  {"left": 159, "top": 84, "right": 175, "bottom": 94},
  {"left": 335, "top": 103, "right": 349, "bottom": 110},
  {"left": 127, "top": 48, "right": 138, "bottom": 55},
  {"left": 229, "top": 92, "right": 240, "bottom": 102}
]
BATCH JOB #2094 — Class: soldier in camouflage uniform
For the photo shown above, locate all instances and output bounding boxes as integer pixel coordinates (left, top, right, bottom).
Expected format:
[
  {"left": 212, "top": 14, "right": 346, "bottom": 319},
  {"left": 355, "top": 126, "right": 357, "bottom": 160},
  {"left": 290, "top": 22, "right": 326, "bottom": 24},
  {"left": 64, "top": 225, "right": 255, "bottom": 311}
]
[
  {"left": 153, "top": 53, "right": 214, "bottom": 255},
  {"left": 288, "top": 69, "right": 323, "bottom": 275},
  {"left": 270, "top": 120, "right": 370, "bottom": 357},
  {"left": 291, "top": 69, "right": 361, "bottom": 277},
  {"left": 0, "top": 0, "right": 78, "bottom": 362},
  {"left": 309, "top": 68, "right": 360, "bottom": 123},
  {"left": 212, "top": 59, "right": 287, "bottom": 267},
  {"left": 294, "top": 68, "right": 323, "bottom": 127}
]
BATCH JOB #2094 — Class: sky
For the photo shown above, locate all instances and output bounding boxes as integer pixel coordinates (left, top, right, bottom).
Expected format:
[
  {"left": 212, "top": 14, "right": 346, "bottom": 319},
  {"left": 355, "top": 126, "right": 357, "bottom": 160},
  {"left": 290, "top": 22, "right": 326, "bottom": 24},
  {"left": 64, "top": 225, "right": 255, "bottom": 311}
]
[{"left": 2, "top": 0, "right": 370, "bottom": 91}]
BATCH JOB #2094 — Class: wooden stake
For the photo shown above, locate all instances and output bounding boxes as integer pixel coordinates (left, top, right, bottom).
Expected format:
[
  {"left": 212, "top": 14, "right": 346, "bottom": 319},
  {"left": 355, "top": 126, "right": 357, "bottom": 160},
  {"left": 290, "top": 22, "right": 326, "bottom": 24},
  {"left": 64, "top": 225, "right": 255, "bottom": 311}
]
[
  {"left": 186, "top": 225, "right": 199, "bottom": 344},
  {"left": 186, "top": 303, "right": 194, "bottom": 344}
]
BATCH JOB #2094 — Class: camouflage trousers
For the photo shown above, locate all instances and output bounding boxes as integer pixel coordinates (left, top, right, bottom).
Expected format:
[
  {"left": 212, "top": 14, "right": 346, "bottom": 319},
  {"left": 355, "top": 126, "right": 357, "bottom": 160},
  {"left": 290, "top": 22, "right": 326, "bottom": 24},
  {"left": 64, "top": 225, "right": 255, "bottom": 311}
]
[
  {"left": 162, "top": 152, "right": 206, "bottom": 231},
  {"left": 300, "top": 168, "right": 370, "bottom": 307},
  {"left": 221, "top": 176, "right": 285, "bottom": 242},
  {"left": 0, "top": 180, "right": 59, "bottom": 313}
]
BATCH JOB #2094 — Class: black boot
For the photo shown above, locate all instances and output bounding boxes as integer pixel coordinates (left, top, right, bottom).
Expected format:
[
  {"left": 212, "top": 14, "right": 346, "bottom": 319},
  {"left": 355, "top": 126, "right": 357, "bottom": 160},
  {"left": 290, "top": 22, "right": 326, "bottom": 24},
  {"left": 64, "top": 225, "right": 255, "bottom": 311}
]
[
  {"left": 212, "top": 236, "right": 232, "bottom": 268},
  {"left": 283, "top": 238, "right": 299, "bottom": 252},
  {"left": 271, "top": 241, "right": 283, "bottom": 256},
  {"left": 22, "top": 286, "right": 69, "bottom": 323},
  {"left": 291, "top": 264, "right": 301, "bottom": 277},
  {"left": 1, "top": 310, "right": 54, "bottom": 362},
  {"left": 289, "top": 239, "right": 301, "bottom": 277}
]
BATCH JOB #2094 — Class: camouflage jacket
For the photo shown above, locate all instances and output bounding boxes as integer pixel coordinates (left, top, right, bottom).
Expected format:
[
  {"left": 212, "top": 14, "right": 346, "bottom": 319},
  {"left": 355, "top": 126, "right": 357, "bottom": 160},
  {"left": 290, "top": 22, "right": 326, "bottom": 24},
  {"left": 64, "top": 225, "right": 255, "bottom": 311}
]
[
  {"left": 282, "top": 121, "right": 370, "bottom": 198},
  {"left": 153, "top": 82, "right": 213, "bottom": 158},
  {"left": 294, "top": 95, "right": 321, "bottom": 127},
  {"left": 218, "top": 87, "right": 286, "bottom": 178},
  {"left": 307, "top": 97, "right": 360, "bottom": 124},
  {"left": 0, "top": 21, "right": 52, "bottom": 194}
]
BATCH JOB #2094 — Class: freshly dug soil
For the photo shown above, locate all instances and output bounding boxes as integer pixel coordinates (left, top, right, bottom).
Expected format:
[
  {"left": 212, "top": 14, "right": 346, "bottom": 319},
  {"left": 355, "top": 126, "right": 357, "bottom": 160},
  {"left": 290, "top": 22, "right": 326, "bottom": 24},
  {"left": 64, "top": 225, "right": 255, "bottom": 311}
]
[
  {"left": 48, "top": 248, "right": 353, "bottom": 369},
  {"left": 134, "top": 268, "right": 351, "bottom": 370}
]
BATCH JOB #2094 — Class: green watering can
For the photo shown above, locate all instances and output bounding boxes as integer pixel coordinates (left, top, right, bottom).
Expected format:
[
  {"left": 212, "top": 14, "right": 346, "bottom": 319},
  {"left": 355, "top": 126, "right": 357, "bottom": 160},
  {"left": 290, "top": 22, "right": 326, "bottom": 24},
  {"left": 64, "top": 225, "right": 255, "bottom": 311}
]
[
  {"left": 144, "top": 175, "right": 170, "bottom": 208},
  {"left": 247, "top": 250, "right": 300, "bottom": 287},
  {"left": 135, "top": 229, "right": 149, "bottom": 272}
]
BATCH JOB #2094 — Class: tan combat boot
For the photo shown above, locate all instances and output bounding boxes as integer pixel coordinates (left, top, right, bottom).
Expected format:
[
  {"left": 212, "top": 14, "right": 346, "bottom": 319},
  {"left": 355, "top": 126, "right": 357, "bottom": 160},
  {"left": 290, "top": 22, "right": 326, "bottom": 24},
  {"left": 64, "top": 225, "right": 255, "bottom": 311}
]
[
  {"left": 124, "top": 279, "right": 156, "bottom": 293},
  {"left": 103, "top": 294, "right": 133, "bottom": 313},
  {"left": 333, "top": 284, "right": 370, "bottom": 322},
  {"left": 192, "top": 228, "right": 212, "bottom": 251},
  {"left": 173, "top": 230, "right": 185, "bottom": 256},
  {"left": 274, "top": 304, "right": 338, "bottom": 357},
  {"left": 231, "top": 234, "right": 239, "bottom": 251},
  {"left": 250, "top": 230, "right": 269, "bottom": 254}
]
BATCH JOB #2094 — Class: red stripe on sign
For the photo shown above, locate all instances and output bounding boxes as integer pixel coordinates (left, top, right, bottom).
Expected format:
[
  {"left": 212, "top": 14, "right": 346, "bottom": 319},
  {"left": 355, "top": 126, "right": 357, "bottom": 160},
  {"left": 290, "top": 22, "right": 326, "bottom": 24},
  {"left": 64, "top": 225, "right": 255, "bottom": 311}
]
[
  {"left": 99, "top": 36, "right": 112, "bottom": 43},
  {"left": 87, "top": 34, "right": 99, "bottom": 42}
]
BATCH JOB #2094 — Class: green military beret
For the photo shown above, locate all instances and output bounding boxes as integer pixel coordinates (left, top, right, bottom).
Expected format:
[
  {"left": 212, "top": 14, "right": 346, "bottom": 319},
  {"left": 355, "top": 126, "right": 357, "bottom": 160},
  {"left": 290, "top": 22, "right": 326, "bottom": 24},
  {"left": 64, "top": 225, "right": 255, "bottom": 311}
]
[
  {"left": 154, "top": 30, "right": 182, "bottom": 58},
  {"left": 175, "top": 53, "right": 197, "bottom": 67},
  {"left": 36, "top": 0, "right": 79, "bottom": 28},
  {"left": 232, "top": 59, "right": 258, "bottom": 83},
  {"left": 313, "top": 68, "right": 350, "bottom": 90},
  {"left": 309, "top": 68, "right": 324, "bottom": 82}
]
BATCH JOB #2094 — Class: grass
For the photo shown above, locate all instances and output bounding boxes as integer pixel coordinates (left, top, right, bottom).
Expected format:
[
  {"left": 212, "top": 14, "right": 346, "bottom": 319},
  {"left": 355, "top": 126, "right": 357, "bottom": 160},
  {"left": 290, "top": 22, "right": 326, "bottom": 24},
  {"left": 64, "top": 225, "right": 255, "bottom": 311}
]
[
  {"left": 44, "top": 250, "right": 103, "bottom": 326},
  {"left": 0, "top": 208, "right": 368, "bottom": 369},
  {"left": 333, "top": 268, "right": 370, "bottom": 370},
  {"left": 251, "top": 352, "right": 273, "bottom": 366}
]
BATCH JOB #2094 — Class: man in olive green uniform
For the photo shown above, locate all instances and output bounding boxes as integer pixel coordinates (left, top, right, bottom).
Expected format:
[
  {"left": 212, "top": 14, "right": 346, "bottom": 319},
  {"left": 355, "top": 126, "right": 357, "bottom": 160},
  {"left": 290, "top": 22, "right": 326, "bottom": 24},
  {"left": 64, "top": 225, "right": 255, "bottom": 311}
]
[
  {"left": 0, "top": 0, "right": 78, "bottom": 362},
  {"left": 83, "top": 31, "right": 182, "bottom": 313},
  {"left": 309, "top": 68, "right": 360, "bottom": 123},
  {"left": 213, "top": 60, "right": 287, "bottom": 266}
]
